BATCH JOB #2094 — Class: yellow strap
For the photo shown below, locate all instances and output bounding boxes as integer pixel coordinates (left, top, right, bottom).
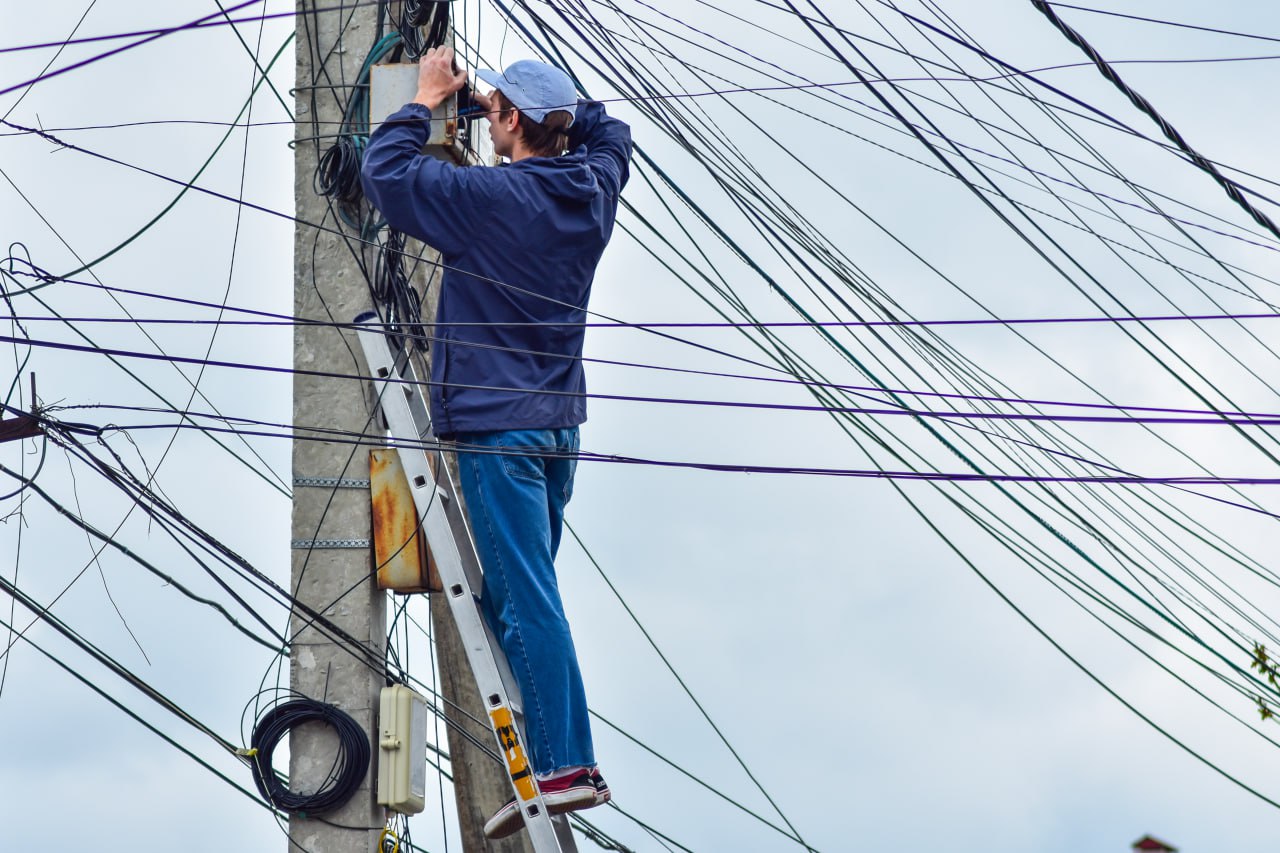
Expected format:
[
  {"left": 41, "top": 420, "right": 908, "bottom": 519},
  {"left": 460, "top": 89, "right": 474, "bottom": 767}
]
[{"left": 378, "top": 827, "right": 400, "bottom": 853}]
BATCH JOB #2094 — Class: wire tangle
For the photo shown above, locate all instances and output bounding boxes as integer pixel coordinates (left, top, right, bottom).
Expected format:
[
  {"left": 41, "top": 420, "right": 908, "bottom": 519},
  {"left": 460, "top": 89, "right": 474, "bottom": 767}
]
[{"left": 10, "top": 2, "right": 1280, "bottom": 850}]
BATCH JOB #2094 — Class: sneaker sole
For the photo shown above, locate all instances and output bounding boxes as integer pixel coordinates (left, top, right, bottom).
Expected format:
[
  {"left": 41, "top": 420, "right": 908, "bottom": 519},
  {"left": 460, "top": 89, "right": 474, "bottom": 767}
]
[
  {"left": 546, "top": 785, "right": 600, "bottom": 814},
  {"left": 483, "top": 800, "right": 522, "bottom": 840},
  {"left": 483, "top": 787, "right": 600, "bottom": 840}
]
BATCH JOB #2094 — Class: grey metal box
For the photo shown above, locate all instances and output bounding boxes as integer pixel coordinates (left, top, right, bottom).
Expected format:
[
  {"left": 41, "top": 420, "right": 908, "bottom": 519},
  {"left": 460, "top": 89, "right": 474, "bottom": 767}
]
[
  {"left": 370, "top": 61, "right": 455, "bottom": 147},
  {"left": 370, "top": 61, "right": 496, "bottom": 166}
]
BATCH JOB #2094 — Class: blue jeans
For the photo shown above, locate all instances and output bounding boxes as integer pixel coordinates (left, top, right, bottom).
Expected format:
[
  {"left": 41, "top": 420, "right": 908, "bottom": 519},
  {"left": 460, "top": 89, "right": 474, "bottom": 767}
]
[{"left": 454, "top": 427, "right": 594, "bottom": 775}]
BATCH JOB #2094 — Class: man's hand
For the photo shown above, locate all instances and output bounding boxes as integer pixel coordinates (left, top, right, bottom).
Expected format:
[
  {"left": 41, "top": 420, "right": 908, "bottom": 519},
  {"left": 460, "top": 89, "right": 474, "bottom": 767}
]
[
  {"left": 471, "top": 88, "right": 494, "bottom": 114},
  {"left": 412, "top": 46, "right": 468, "bottom": 111}
]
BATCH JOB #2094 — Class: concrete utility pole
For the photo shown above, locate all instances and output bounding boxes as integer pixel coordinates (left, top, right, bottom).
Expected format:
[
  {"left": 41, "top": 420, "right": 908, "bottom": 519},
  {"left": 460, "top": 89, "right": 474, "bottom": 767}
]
[
  {"left": 290, "top": 2, "right": 384, "bottom": 850},
  {"left": 291, "top": 5, "right": 534, "bottom": 850}
]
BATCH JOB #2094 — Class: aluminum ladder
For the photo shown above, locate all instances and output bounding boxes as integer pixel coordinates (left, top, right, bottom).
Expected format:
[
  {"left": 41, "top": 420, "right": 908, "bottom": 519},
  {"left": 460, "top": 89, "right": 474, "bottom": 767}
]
[{"left": 356, "top": 315, "right": 578, "bottom": 852}]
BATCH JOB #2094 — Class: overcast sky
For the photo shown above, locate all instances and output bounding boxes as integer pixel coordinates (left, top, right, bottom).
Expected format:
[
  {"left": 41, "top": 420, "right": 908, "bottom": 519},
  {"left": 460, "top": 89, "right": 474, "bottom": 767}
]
[{"left": 3, "top": 2, "right": 1280, "bottom": 851}]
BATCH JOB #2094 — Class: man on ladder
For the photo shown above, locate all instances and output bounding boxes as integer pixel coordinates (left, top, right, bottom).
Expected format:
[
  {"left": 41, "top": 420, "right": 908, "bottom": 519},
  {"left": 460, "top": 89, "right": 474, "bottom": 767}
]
[{"left": 362, "top": 46, "right": 633, "bottom": 839}]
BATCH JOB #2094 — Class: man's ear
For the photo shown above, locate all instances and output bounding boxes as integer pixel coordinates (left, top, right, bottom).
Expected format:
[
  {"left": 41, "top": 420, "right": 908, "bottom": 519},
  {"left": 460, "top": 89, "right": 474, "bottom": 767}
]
[{"left": 502, "top": 108, "right": 521, "bottom": 133}]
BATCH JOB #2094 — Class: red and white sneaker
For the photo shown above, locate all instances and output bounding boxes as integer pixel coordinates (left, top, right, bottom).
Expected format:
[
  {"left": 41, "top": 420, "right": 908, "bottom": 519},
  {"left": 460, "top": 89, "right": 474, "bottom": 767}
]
[
  {"left": 484, "top": 767, "right": 604, "bottom": 839},
  {"left": 589, "top": 766, "right": 611, "bottom": 805}
]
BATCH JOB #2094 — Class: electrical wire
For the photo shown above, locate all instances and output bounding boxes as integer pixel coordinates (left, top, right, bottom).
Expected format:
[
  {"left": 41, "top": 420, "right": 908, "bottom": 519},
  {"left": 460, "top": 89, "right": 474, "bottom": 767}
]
[
  {"left": 0, "top": 0, "right": 263, "bottom": 99},
  {"left": 24, "top": 329, "right": 1280, "bottom": 427},
  {"left": 1028, "top": 0, "right": 1280, "bottom": 241},
  {"left": 12, "top": 2, "right": 1280, "bottom": 846},
  {"left": 488, "top": 0, "right": 1280, "bottom": 809}
]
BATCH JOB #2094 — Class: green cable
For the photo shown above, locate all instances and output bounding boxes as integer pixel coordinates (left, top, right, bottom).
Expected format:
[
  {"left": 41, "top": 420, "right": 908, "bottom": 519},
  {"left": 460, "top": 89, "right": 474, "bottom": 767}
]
[
  {"left": 51, "top": 32, "right": 296, "bottom": 283},
  {"left": 8, "top": 33, "right": 297, "bottom": 498}
]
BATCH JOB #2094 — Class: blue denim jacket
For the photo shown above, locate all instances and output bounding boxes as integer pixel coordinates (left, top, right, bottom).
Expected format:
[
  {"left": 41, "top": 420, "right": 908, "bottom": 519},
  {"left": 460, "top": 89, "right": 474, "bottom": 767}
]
[{"left": 361, "top": 100, "right": 632, "bottom": 436}]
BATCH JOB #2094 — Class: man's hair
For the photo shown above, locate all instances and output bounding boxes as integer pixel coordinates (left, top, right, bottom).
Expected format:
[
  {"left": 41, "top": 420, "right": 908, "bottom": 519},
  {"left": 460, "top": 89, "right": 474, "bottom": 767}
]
[{"left": 494, "top": 90, "right": 573, "bottom": 158}]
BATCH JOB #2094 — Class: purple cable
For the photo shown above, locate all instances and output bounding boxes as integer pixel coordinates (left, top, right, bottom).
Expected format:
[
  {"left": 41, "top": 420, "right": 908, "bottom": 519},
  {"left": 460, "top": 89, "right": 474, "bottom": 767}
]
[
  {"left": 0, "top": 2, "right": 375, "bottom": 55},
  {"left": 8, "top": 265, "right": 1280, "bottom": 420},
  {"left": 573, "top": 450, "right": 1280, "bottom": 486},
  {"left": 0, "top": 0, "right": 262, "bottom": 98},
  {"left": 53, "top": 417, "right": 1280, "bottom": 488},
  {"left": 8, "top": 331, "right": 1280, "bottom": 426},
  {"left": 11, "top": 265, "right": 1279, "bottom": 333}
]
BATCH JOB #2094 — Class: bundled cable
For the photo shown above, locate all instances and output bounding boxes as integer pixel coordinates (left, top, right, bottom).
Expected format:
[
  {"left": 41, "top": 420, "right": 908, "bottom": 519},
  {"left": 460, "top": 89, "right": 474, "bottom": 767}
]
[
  {"left": 247, "top": 697, "right": 370, "bottom": 815},
  {"left": 400, "top": 1, "right": 450, "bottom": 59},
  {"left": 373, "top": 228, "right": 429, "bottom": 354},
  {"left": 1029, "top": 0, "right": 1280, "bottom": 243},
  {"left": 315, "top": 31, "right": 403, "bottom": 232},
  {"left": 316, "top": 6, "right": 450, "bottom": 227}
]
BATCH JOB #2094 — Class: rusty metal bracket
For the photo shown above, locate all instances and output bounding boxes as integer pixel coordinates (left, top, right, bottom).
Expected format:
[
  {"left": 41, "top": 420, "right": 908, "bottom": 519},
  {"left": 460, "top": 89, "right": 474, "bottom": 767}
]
[{"left": 371, "top": 448, "right": 442, "bottom": 594}]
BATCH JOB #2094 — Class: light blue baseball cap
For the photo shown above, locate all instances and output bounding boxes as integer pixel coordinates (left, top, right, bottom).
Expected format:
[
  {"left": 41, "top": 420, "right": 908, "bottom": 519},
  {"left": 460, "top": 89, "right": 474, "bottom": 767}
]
[{"left": 476, "top": 60, "right": 577, "bottom": 126}]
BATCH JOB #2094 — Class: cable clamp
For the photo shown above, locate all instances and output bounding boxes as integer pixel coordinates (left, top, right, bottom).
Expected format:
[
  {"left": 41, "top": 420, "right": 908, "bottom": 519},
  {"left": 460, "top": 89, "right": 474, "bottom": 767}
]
[
  {"left": 290, "top": 538, "right": 371, "bottom": 550},
  {"left": 236, "top": 747, "right": 259, "bottom": 757},
  {"left": 293, "top": 477, "right": 371, "bottom": 489}
]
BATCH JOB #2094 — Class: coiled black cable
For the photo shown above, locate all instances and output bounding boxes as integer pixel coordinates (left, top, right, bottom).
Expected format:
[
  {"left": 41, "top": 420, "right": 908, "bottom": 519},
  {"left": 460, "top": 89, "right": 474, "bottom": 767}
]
[
  {"left": 248, "top": 698, "right": 370, "bottom": 815},
  {"left": 316, "top": 135, "right": 365, "bottom": 204},
  {"left": 404, "top": 0, "right": 451, "bottom": 32}
]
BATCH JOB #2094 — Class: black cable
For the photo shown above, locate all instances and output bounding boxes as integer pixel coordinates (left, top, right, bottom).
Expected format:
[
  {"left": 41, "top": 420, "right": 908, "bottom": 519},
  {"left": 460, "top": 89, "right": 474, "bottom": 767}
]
[
  {"left": 427, "top": 2, "right": 451, "bottom": 48},
  {"left": 401, "top": 0, "right": 451, "bottom": 57},
  {"left": 1030, "top": 0, "right": 1280, "bottom": 242},
  {"left": 373, "top": 229, "right": 430, "bottom": 353},
  {"left": 852, "top": 0, "right": 1280, "bottom": 204},
  {"left": 491, "top": 0, "right": 1280, "bottom": 768},
  {"left": 249, "top": 696, "right": 371, "bottom": 814},
  {"left": 399, "top": 2, "right": 427, "bottom": 57},
  {"left": 1045, "top": 2, "right": 1280, "bottom": 44},
  {"left": 316, "top": 134, "right": 367, "bottom": 203},
  {"left": 0, "top": 453, "right": 284, "bottom": 655},
  {"left": 404, "top": 0, "right": 431, "bottom": 26},
  {"left": 313, "top": 30, "right": 402, "bottom": 231}
]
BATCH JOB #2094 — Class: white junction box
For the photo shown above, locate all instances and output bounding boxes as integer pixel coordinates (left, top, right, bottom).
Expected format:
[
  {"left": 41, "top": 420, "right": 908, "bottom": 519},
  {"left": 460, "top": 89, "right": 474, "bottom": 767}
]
[
  {"left": 377, "top": 684, "right": 429, "bottom": 815},
  {"left": 370, "top": 61, "right": 497, "bottom": 165}
]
